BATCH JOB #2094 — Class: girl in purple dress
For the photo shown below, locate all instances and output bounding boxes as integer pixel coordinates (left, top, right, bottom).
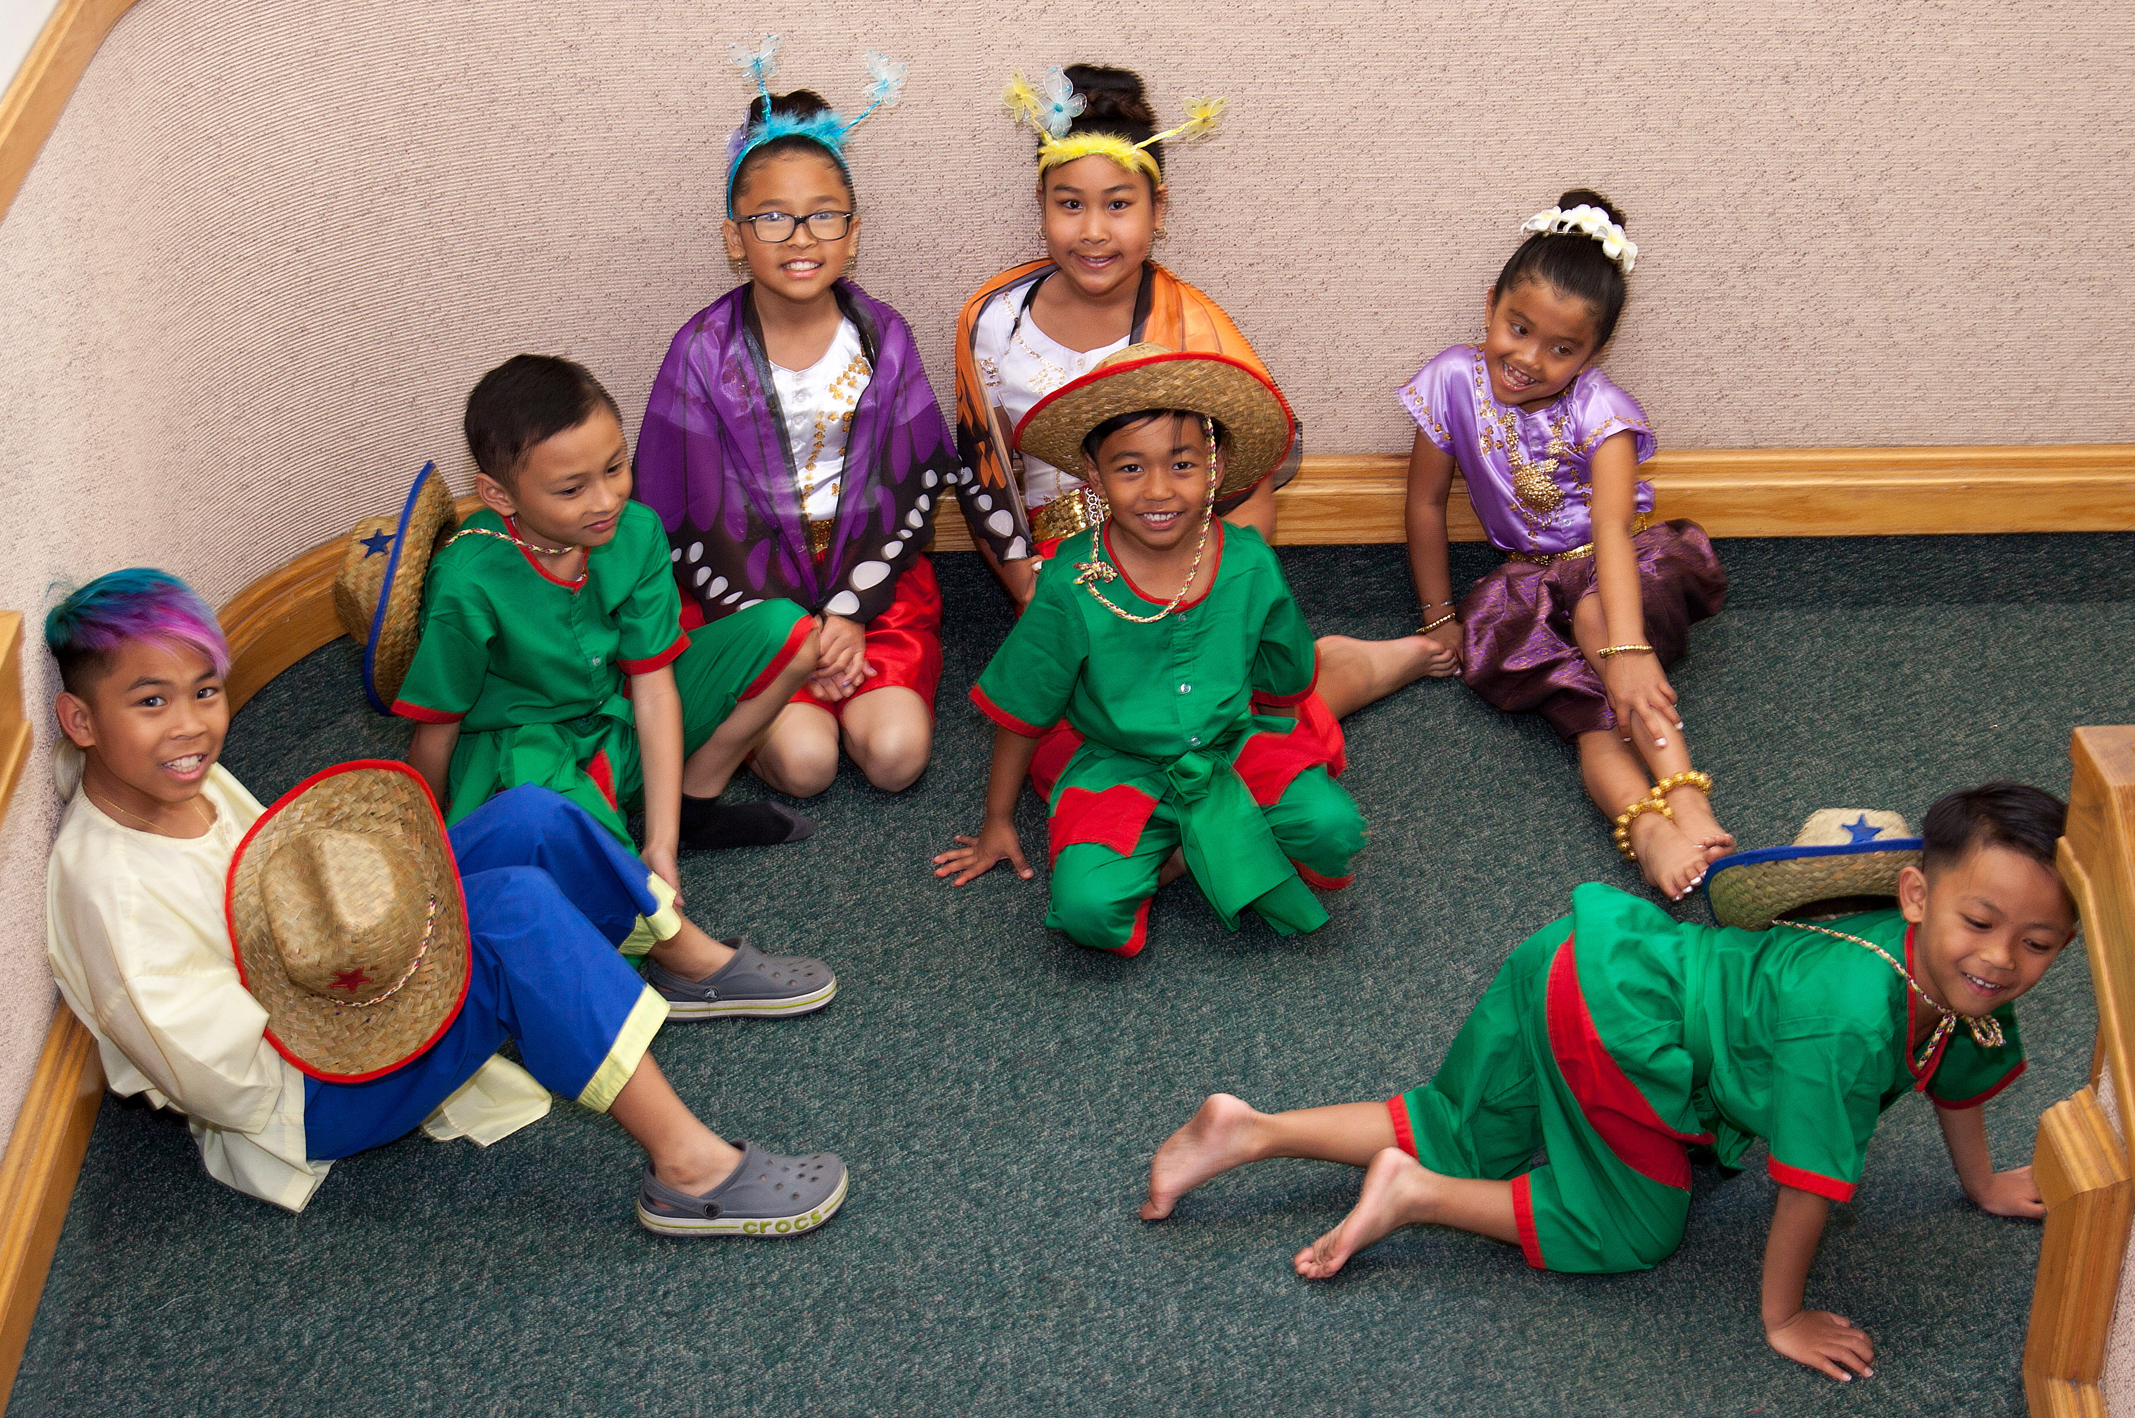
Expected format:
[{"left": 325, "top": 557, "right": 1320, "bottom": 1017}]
[
  {"left": 638, "top": 44, "right": 961, "bottom": 801},
  {"left": 1402, "top": 190, "right": 1730, "bottom": 901}
]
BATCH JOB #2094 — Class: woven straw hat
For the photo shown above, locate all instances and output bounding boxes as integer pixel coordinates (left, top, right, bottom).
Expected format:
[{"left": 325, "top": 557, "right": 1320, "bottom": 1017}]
[
  {"left": 334, "top": 461, "right": 458, "bottom": 714},
  {"left": 1705, "top": 809, "right": 1923, "bottom": 931},
  {"left": 1013, "top": 344, "right": 1296, "bottom": 502},
  {"left": 227, "top": 761, "right": 472, "bottom": 1082}
]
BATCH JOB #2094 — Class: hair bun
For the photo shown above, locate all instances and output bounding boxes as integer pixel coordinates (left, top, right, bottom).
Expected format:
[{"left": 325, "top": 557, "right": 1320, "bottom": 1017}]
[
  {"left": 1557, "top": 188, "right": 1626, "bottom": 229},
  {"left": 747, "top": 88, "right": 834, "bottom": 127},
  {"left": 1064, "top": 64, "right": 1157, "bottom": 128}
]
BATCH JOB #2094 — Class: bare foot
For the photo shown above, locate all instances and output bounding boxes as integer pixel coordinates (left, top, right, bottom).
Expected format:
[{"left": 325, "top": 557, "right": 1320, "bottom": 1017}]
[
  {"left": 1663, "top": 789, "right": 1735, "bottom": 866},
  {"left": 1158, "top": 848, "right": 1187, "bottom": 888},
  {"left": 1293, "top": 1147, "right": 1430, "bottom": 1280},
  {"left": 1143, "top": 1093, "right": 1261, "bottom": 1220},
  {"left": 1628, "top": 810, "right": 1712, "bottom": 902}
]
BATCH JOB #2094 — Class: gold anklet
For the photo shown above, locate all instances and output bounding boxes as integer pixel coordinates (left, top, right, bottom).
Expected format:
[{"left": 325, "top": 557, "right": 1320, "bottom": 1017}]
[
  {"left": 1649, "top": 769, "right": 1713, "bottom": 799},
  {"left": 1611, "top": 795, "right": 1673, "bottom": 863}
]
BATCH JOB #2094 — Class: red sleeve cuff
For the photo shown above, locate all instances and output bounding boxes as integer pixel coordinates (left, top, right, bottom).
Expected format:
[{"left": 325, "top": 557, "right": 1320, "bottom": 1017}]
[
  {"left": 619, "top": 631, "right": 691, "bottom": 676},
  {"left": 391, "top": 699, "right": 465, "bottom": 724},
  {"left": 1767, "top": 1157, "right": 1856, "bottom": 1203},
  {"left": 1933, "top": 1060, "right": 2027, "bottom": 1111},
  {"left": 970, "top": 684, "right": 1048, "bottom": 737},
  {"left": 1252, "top": 650, "right": 1321, "bottom": 708}
]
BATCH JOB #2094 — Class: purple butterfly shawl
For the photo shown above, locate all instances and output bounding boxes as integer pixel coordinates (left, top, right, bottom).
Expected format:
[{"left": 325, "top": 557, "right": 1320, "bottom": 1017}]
[{"left": 637, "top": 281, "right": 960, "bottom": 624}]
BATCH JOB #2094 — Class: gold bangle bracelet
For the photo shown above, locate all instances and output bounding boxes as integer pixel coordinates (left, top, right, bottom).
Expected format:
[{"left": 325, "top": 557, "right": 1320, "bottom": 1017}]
[
  {"left": 1419, "top": 612, "right": 1458, "bottom": 634},
  {"left": 1597, "top": 644, "right": 1655, "bottom": 660}
]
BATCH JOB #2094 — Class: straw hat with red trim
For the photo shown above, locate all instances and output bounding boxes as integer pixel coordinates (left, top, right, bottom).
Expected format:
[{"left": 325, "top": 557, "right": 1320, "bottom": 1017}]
[
  {"left": 333, "top": 461, "right": 459, "bottom": 715},
  {"left": 1013, "top": 344, "right": 1295, "bottom": 502},
  {"left": 1704, "top": 809, "right": 1923, "bottom": 931},
  {"left": 227, "top": 760, "right": 471, "bottom": 1082}
]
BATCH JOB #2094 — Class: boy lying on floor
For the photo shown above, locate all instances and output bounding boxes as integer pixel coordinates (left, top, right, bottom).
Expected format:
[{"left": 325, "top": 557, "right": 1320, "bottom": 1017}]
[
  {"left": 43, "top": 569, "right": 844, "bottom": 1235},
  {"left": 1141, "top": 786, "right": 2077, "bottom": 1380}
]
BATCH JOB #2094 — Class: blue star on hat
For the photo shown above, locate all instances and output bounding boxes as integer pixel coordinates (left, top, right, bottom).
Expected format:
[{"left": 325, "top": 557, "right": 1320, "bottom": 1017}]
[
  {"left": 359, "top": 529, "right": 396, "bottom": 558},
  {"left": 1842, "top": 814, "right": 1884, "bottom": 843}
]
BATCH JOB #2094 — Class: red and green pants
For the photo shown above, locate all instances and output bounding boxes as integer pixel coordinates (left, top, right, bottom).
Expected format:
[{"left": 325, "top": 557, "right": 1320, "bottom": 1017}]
[
  {"left": 1389, "top": 920, "right": 1713, "bottom": 1273},
  {"left": 1040, "top": 714, "right": 1365, "bottom": 956}
]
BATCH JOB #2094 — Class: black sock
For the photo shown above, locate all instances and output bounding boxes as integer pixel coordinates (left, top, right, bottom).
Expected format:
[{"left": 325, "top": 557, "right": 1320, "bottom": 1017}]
[{"left": 678, "top": 794, "right": 815, "bottom": 850}]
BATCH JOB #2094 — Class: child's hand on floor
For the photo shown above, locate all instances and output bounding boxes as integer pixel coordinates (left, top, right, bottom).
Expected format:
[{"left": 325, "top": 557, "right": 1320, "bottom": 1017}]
[
  {"left": 933, "top": 818, "right": 1034, "bottom": 886},
  {"left": 1420, "top": 623, "right": 1462, "bottom": 678},
  {"left": 1602, "top": 653, "right": 1681, "bottom": 747},
  {"left": 1766, "top": 1309, "right": 1875, "bottom": 1382},
  {"left": 1969, "top": 1164, "right": 2045, "bottom": 1218}
]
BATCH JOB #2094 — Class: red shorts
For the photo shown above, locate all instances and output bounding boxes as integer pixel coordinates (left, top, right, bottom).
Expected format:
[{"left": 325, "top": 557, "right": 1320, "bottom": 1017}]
[{"left": 795, "top": 555, "right": 944, "bottom": 718}]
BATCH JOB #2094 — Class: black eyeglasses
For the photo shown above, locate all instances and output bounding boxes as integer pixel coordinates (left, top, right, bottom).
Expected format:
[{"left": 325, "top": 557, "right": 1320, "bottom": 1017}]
[{"left": 734, "top": 210, "right": 855, "bottom": 243}]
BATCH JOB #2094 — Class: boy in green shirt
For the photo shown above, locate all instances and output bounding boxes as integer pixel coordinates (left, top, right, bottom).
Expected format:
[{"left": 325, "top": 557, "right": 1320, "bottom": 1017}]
[
  {"left": 935, "top": 346, "right": 1365, "bottom": 955},
  {"left": 1140, "top": 786, "right": 2078, "bottom": 1383},
  {"left": 395, "top": 355, "right": 821, "bottom": 877}
]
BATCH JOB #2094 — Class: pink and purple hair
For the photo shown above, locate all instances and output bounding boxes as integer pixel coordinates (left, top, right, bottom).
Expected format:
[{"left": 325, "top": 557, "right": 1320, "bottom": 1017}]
[{"left": 45, "top": 569, "right": 231, "bottom": 694}]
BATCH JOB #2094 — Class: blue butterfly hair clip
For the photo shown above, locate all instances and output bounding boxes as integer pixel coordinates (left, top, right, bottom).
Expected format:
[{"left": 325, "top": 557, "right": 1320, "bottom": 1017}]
[{"left": 724, "top": 36, "right": 909, "bottom": 216}]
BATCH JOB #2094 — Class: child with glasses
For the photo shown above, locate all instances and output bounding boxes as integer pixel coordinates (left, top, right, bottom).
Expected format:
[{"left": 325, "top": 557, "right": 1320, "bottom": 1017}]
[
  {"left": 1401, "top": 189, "right": 1730, "bottom": 902},
  {"left": 636, "top": 63, "right": 958, "bottom": 801}
]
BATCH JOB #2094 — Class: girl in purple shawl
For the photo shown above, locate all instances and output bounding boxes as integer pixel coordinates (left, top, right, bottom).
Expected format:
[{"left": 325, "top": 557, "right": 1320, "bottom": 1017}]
[
  {"left": 1402, "top": 190, "right": 1731, "bottom": 903},
  {"left": 638, "top": 77, "right": 958, "bottom": 798}
]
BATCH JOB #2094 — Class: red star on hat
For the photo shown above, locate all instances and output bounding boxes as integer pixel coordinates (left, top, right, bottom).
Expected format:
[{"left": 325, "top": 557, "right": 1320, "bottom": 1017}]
[{"left": 330, "top": 966, "right": 373, "bottom": 993}]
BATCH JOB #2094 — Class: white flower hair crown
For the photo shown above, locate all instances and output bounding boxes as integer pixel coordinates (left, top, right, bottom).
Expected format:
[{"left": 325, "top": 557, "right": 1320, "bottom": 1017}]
[{"left": 1520, "top": 204, "right": 1637, "bottom": 274}]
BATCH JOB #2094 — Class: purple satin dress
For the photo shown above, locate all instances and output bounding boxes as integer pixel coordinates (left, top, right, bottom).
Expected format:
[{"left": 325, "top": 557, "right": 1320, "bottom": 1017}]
[{"left": 1399, "top": 346, "right": 1726, "bottom": 741}]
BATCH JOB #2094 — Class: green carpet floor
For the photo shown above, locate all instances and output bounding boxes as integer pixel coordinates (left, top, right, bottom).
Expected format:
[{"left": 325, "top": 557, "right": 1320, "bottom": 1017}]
[{"left": 12, "top": 535, "right": 2134, "bottom": 1417}]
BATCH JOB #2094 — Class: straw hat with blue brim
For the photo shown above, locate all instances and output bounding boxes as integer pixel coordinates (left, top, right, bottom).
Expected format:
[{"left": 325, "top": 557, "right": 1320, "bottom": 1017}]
[
  {"left": 333, "top": 461, "right": 459, "bottom": 714},
  {"left": 1705, "top": 809, "right": 1923, "bottom": 931},
  {"left": 1013, "top": 344, "right": 1296, "bottom": 502}
]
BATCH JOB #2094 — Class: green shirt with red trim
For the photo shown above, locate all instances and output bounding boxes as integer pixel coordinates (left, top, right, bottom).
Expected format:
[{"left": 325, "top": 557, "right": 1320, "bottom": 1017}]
[
  {"left": 1563, "top": 885, "right": 2025, "bottom": 1205},
  {"left": 970, "top": 522, "right": 1318, "bottom": 751},
  {"left": 393, "top": 502, "right": 688, "bottom": 732}
]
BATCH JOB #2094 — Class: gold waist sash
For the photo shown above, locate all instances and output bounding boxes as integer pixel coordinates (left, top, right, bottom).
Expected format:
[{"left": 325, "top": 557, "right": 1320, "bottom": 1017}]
[
  {"left": 808, "top": 518, "right": 835, "bottom": 560},
  {"left": 1028, "top": 488, "right": 1111, "bottom": 543},
  {"left": 1503, "top": 511, "right": 1656, "bottom": 566}
]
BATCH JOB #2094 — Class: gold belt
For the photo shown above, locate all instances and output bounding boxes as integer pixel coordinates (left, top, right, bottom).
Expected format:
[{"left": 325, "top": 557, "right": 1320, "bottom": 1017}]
[
  {"left": 1504, "top": 511, "right": 1655, "bottom": 566},
  {"left": 807, "top": 518, "right": 835, "bottom": 560},
  {"left": 1028, "top": 488, "right": 1111, "bottom": 543}
]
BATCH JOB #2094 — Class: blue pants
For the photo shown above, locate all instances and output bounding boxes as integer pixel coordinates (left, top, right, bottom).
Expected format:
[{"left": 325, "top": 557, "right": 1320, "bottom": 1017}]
[{"left": 303, "top": 786, "right": 666, "bottom": 1160}]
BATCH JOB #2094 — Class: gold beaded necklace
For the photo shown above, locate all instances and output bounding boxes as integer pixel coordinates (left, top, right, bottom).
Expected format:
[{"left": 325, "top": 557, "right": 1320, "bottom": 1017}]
[
  {"left": 1072, "top": 417, "right": 1221, "bottom": 626},
  {"left": 1781, "top": 919, "right": 2005, "bottom": 1070}
]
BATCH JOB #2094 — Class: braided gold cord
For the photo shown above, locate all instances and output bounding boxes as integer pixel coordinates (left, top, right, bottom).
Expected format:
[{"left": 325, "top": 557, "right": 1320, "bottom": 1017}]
[
  {"left": 1076, "top": 416, "right": 1221, "bottom": 626},
  {"left": 1781, "top": 918, "right": 2006, "bottom": 1063}
]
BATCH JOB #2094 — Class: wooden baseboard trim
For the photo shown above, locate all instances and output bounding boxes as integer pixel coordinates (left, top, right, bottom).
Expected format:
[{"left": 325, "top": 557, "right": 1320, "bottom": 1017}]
[
  {"left": 0, "top": 1007, "right": 103, "bottom": 1417},
  {"left": 926, "top": 443, "right": 2135, "bottom": 552},
  {"left": 0, "top": 0, "right": 142, "bottom": 224}
]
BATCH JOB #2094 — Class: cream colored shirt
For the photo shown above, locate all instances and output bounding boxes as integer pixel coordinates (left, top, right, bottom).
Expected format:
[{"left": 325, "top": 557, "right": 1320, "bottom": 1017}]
[{"left": 44, "top": 757, "right": 551, "bottom": 1213}]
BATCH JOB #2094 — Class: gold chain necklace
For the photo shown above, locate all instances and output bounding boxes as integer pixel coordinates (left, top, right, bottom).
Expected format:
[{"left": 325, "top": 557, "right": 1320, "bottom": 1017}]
[
  {"left": 447, "top": 523, "right": 577, "bottom": 557},
  {"left": 1781, "top": 919, "right": 2006, "bottom": 1068},
  {"left": 91, "top": 787, "right": 214, "bottom": 837},
  {"left": 1012, "top": 323, "right": 1099, "bottom": 395},
  {"left": 1073, "top": 417, "right": 1221, "bottom": 626}
]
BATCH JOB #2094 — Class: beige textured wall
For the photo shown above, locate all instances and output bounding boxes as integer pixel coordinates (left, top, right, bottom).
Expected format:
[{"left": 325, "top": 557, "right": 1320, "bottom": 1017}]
[{"left": 0, "top": 0, "right": 2131, "bottom": 1150}]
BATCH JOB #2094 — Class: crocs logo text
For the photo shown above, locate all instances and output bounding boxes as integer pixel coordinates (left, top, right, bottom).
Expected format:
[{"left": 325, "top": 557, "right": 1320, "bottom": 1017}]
[{"left": 740, "top": 1210, "right": 826, "bottom": 1235}]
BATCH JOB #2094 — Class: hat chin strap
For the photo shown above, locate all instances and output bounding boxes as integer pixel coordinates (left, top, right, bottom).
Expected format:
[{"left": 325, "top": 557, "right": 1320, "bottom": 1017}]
[{"left": 1071, "top": 416, "right": 1222, "bottom": 625}]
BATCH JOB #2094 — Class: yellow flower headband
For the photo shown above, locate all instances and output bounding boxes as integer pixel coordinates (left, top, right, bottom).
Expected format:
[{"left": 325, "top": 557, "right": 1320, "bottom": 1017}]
[{"left": 1003, "top": 68, "right": 1226, "bottom": 183}]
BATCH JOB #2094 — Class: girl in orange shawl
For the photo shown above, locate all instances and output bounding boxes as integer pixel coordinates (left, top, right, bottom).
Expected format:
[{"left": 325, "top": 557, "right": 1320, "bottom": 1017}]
[{"left": 951, "top": 65, "right": 1436, "bottom": 796}]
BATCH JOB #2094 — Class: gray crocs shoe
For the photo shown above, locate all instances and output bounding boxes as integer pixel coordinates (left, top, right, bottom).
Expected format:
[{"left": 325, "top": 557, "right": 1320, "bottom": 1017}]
[
  {"left": 637, "top": 1143, "right": 848, "bottom": 1237},
  {"left": 643, "top": 938, "right": 836, "bottom": 1019}
]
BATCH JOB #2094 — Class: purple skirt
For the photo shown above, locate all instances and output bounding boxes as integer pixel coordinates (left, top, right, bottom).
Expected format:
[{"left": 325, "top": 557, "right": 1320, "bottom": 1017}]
[{"left": 1461, "top": 519, "right": 1727, "bottom": 741}]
